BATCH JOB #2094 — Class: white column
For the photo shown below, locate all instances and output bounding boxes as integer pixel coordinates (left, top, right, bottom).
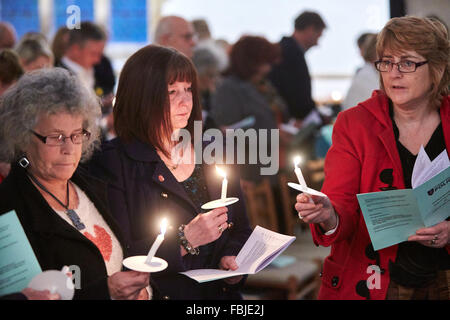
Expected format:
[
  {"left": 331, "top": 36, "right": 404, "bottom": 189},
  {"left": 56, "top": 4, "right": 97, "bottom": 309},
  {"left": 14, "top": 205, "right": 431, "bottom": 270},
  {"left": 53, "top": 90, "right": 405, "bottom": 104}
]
[
  {"left": 149, "top": 0, "right": 167, "bottom": 43},
  {"left": 94, "top": 0, "right": 111, "bottom": 32},
  {"left": 38, "top": 0, "right": 54, "bottom": 38}
]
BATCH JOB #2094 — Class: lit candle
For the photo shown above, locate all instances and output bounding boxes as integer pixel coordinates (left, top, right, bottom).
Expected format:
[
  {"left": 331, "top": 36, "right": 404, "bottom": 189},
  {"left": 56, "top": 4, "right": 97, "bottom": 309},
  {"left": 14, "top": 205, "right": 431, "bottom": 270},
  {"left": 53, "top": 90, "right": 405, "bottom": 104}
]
[
  {"left": 216, "top": 166, "right": 228, "bottom": 200},
  {"left": 294, "top": 156, "right": 307, "bottom": 187},
  {"left": 145, "top": 218, "right": 168, "bottom": 265}
]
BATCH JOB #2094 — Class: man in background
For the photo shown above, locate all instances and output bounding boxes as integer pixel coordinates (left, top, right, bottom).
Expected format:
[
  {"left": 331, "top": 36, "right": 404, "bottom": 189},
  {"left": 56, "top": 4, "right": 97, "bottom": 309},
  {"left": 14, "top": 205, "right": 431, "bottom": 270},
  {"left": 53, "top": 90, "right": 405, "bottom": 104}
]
[
  {"left": 0, "top": 22, "right": 16, "bottom": 49},
  {"left": 269, "top": 11, "right": 326, "bottom": 121},
  {"left": 58, "top": 21, "right": 108, "bottom": 91},
  {"left": 58, "top": 21, "right": 115, "bottom": 139},
  {"left": 154, "top": 16, "right": 197, "bottom": 58}
]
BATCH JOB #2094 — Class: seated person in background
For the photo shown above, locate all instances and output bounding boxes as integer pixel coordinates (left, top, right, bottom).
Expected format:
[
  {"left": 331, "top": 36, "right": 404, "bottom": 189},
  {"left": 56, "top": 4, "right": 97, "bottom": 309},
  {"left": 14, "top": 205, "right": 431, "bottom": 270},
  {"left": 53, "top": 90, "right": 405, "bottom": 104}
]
[
  {"left": 0, "top": 49, "right": 23, "bottom": 95},
  {"left": 57, "top": 22, "right": 116, "bottom": 140},
  {"left": 0, "top": 49, "right": 24, "bottom": 183},
  {"left": 15, "top": 38, "right": 53, "bottom": 72},
  {"left": 154, "top": 16, "right": 197, "bottom": 59},
  {"left": 0, "top": 22, "right": 17, "bottom": 49},
  {"left": 52, "top": 22, "right": 116, "bottom": 99},
  {"left": 51, "top": 26, "right": 70, "bottom": 66},
  {"left": 58, "top": 21, "right": 106, "bottom": 92},
  {"left": 0, "top": 68, "right": 150, "bottom": 300},
  {"left": 191, "top": 47, "right": 221, "bottom": 131},
  {"left": 192, "top": 18, "right": 229, "bottom": 72},
  {"left": 294, "top": 16, "right": 449, "bottom": 300},
  {"left": 210, "top": 35, "right": 289, "bottom": 184},
  {"left": 86, "top": 45, "right": 252, "bottom": 300},
  {"left": 341, "top": 33, "right": 379, "bottom": 110}
]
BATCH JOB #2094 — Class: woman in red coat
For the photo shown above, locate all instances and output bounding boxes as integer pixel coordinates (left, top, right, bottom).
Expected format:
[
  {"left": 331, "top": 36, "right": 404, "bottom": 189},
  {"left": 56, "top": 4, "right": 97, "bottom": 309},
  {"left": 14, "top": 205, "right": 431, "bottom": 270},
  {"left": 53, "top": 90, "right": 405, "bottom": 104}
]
[{"left": 295, "top": 16, "right": 449, "bottom": 300}]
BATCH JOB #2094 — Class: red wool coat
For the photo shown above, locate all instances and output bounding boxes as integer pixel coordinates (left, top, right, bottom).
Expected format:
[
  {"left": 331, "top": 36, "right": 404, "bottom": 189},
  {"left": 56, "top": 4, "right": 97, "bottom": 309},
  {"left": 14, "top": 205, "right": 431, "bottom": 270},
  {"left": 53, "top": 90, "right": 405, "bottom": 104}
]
[{"left": 310, "top": 91, "right": 450, "bottom": 300}]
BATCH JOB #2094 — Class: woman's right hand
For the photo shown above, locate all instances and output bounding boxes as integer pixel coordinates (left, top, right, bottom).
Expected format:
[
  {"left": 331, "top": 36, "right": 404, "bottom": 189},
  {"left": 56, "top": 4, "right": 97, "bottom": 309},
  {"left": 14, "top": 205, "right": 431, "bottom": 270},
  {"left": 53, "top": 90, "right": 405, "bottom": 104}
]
[
  {"left": 184, "top": 207, "right": 229, "bottom": 248},
  {"left": 295, "top": 193, "right": 338, "bottom": 233},
  {"left": 108, "top": 271, "right": 150, "bottom": 300}
]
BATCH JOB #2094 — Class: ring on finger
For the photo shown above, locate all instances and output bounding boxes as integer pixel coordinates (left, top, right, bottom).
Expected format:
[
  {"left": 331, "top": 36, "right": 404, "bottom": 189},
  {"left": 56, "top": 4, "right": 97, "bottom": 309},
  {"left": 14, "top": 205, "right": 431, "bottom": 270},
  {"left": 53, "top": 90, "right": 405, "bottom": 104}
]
[
  {"left": 430, "top": 239, "right": 436, "bottom": 245},
  {"left": 298, "top": 213, "right": 303, "bottom": 220},
  {"left": 218, "top": 225, "right": 223, "bottom": 233}
]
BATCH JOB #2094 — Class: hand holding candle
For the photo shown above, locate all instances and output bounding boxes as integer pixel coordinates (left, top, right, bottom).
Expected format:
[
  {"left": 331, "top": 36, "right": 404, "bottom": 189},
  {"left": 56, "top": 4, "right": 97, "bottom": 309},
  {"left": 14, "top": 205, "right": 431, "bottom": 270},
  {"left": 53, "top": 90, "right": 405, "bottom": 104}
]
[{"left": 145, "top": 218, "right": 168, "bottom": 265}]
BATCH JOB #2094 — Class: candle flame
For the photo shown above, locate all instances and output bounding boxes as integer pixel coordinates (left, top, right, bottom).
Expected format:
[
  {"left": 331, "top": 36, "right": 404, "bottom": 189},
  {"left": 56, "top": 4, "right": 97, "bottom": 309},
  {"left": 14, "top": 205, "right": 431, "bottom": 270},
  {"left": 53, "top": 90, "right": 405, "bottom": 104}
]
[
  {"left": 160, "top": 218, "right": 168, "bottom": 235},
  {"left": 331, "top": 90, "right": 342, "bottom": 102},
  {"left": 215, "top": 166, "right": 227, "bottom": 178},
  {"left": 293, "top": 156, "right": 302, "bottom": 167}
]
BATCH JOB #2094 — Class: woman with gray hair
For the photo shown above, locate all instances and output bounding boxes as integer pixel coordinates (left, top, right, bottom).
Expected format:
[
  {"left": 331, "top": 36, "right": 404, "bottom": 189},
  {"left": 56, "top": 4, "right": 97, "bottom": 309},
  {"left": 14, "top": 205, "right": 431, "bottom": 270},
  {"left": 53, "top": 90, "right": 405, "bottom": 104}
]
[
  {"left": 15, "top": 38, "right": 53, "bottom": 72},
  {"left": 0, "top": 68, "right": 150, "bottom": 300}
]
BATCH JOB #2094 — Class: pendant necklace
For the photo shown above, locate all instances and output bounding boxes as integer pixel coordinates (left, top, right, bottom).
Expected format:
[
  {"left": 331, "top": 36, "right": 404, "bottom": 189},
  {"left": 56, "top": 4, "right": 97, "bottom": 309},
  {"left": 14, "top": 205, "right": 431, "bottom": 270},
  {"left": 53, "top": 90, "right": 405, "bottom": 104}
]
[{"left": 27, "top": 173, "right": 86, "bottom": 230}]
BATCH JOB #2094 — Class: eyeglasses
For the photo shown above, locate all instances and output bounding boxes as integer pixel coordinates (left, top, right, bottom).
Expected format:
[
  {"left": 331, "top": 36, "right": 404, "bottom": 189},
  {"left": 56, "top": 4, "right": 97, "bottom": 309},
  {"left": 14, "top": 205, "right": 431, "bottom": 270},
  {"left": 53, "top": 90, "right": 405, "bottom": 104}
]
[
  {"left": 374, "top": 60, "right": 428, "bottom": 73},
  {"left": 31, "top": 130, "right": 91, "bottom": 146}
]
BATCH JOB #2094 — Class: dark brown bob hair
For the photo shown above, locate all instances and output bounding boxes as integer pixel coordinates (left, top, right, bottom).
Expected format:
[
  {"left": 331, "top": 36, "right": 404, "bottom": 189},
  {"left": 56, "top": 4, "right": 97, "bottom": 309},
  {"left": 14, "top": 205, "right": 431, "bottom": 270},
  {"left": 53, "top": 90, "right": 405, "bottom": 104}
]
[{"left": 113, "top": 45, "right": 202, "bottom": 157}]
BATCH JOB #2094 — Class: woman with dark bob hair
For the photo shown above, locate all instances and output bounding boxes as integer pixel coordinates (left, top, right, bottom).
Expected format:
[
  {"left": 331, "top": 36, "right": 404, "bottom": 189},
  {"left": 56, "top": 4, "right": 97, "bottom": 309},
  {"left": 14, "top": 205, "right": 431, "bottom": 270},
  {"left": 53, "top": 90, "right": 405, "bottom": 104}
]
[
  {"left": 0, "top": 68, "right": 150, "bottom": 300},
  {"left": 210, "top": 35, "right": 289, "bottom": 184},
  {"left": 295, "top": 16, "right": 449, "bottom": 300},
  {"left": 87, "top": 45, "right": 252, "bottom": 300}
]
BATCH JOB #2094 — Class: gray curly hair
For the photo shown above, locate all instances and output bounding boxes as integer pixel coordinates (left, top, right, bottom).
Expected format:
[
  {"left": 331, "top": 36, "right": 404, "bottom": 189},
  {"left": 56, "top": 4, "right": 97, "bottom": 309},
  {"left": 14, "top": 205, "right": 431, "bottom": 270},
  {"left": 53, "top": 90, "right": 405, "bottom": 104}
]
[{"left": 0, "top": 67, "right": 101, "bottom": 163}]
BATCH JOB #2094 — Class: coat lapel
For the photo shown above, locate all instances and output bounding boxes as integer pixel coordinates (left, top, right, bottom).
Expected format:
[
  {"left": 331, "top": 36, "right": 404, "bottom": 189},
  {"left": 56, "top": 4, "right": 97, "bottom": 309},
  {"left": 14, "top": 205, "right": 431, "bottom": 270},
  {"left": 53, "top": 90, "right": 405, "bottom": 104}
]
[
  {"left": 362, "top": 92, "right": 405, "bottom": 187},
  {"left": 151, "top": 160, "right": 198, "bottom": 212},
  {"left": 122, "top": 139, "right": 199, "bottom": 212},
  {"left": 440, "top": 97, "right": 450, "bottom": 154},
  {"left": 377, "top": 127, "right": 405, "bottom": 188}
]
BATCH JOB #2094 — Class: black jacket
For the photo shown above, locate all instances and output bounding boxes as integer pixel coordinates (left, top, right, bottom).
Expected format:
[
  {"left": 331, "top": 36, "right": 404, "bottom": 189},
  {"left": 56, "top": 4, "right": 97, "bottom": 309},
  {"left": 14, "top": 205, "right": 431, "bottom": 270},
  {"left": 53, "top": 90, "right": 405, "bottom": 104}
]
[
  {"left": 86, "top": 138, "right": 252, "bottom": 300},
  {"left": 269, "top": 36, "right": 315, "bottom": 120},
  {"left": 0, "top": 164, "right": 126, "bottom": 300}
]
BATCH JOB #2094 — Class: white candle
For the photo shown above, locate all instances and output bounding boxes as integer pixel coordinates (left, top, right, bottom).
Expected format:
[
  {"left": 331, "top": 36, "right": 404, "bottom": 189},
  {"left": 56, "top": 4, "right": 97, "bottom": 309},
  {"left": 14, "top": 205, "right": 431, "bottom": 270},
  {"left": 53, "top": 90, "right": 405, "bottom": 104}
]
[
  {"left": 294, "top": 156, "right": 314, "bottom": 205},
  {"left": 145, "top": 218, "right": 168, "bottom": 265},
  {"left": 294, "top": 156, "right": 307, "bottom": 187},
  {"left": 216, "top": 166, "right": 228, "bottom": 200}
]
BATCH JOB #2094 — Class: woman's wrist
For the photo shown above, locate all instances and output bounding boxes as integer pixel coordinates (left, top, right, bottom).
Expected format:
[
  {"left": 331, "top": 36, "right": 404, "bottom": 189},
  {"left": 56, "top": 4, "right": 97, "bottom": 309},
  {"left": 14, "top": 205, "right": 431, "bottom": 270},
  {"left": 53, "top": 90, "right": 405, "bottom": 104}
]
[
  {"left": 319, "top": 208, "right": 338, "bottom": 233},
  {"left": 178, "top": 224, "right": 200, "bottom": 255}
]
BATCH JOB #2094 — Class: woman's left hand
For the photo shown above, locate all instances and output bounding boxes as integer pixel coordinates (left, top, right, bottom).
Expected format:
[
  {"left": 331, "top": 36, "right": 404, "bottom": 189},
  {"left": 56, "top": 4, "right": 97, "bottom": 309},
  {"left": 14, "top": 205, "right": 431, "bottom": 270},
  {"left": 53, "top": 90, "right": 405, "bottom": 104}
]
[
  {"left": 220, "top": 256, "right": 243, "bottom": 285},
  {"left": 408, "top": 220, "right": 449, "bottom": 248}
]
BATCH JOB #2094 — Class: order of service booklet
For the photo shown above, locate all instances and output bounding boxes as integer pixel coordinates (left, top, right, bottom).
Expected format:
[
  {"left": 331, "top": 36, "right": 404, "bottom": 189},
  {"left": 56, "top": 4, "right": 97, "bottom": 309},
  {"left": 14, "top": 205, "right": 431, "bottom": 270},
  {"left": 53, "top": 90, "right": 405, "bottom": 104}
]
[
  {"left": 0, "top": 210, "right": 42, "bottom": 296},
  {"left": 357, "top": 147, "right": 450, "bottom": 251},
  {"left": 180, "top": 226, "right": 296, "bottom": 283}
]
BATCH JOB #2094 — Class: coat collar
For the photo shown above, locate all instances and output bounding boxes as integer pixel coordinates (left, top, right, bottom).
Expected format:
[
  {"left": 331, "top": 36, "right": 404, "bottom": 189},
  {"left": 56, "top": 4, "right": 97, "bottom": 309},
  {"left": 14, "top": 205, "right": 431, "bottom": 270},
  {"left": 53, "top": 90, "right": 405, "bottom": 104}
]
[
  {"left": 359, "top": 91, "right": 404, "bottom": 181},
  {"left": 120, "top": 138, "right": 228, "bottom": 213},
  {"left": 359, "top": 90, "right": 392, "bottom": 128},
  {"left": 360, "top": 90, "right": 450, "bottom": 132},
  {"left": 439, "top": 96, "right": 450, "bottom": 152},
  {"left": 358, "top": 91, "right": 450, "bottom": 187},
  {"left": 119, "top": 138, "right": 160, "bottom": 163}
]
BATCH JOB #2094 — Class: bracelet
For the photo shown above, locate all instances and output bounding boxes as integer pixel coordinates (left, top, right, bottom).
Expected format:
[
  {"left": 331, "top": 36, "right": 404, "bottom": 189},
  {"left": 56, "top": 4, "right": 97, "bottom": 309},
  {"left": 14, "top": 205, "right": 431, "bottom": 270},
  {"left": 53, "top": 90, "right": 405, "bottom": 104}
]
[{"left": 178, "top": 224, "right": 200, "bottom": 255}]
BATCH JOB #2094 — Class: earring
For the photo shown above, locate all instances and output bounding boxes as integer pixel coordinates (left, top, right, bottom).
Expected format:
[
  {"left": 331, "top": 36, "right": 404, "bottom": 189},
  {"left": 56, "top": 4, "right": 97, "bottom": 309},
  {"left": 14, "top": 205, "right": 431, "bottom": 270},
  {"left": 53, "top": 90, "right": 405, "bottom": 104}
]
[{"left": 18, "top": 156, "right": 30, "bottom": 168}]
